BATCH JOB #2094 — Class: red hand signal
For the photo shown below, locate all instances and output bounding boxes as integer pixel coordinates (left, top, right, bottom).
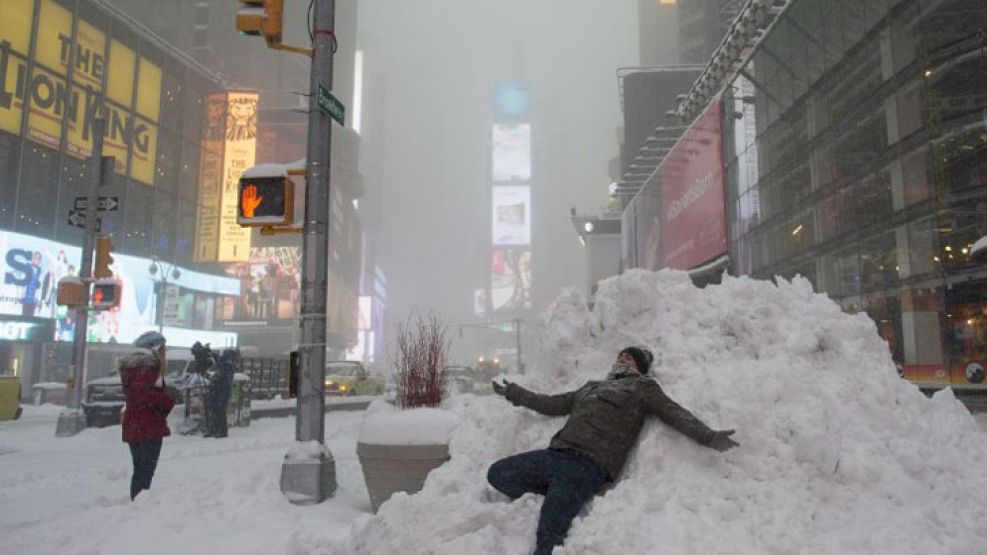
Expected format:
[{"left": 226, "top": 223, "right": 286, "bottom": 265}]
[{"left": 241, "top": 184, "right": 263, "bottom": 218}]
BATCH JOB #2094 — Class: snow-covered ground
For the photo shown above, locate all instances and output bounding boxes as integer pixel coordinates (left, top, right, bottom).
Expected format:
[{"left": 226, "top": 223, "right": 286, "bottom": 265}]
[
  {"left": 3, "top": 269, "right": 987, "bottom": 555},
  {"left": 0, "top": 405, "right": 369, "bottom": 555}
]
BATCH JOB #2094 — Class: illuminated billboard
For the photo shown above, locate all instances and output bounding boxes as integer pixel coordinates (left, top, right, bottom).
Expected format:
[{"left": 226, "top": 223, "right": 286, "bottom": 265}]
[
  {"left": 491, "top": 249, "right": 531, "bottom": 311},
  {"left": 221, "top": 246, "right": 301, "bottom": 323},
  {"left": 496, "top": 81, "right": 529, "bottom": 116},
  {"left": 0, "top": 0, "right": 162, "bottom": 184},
  {"left": 492, "top": 186, "right": 531, "bottom": 245},
  {"left": 492, "top": 123, "right": 531, "bottom": 182},
  {"left": 195, "top": 92, "right": 258, "bottom": 262},
  {"left": 473, "top": 288, "right": 487, "bottom": 318},
  {"left": 0, "top": 230, "right": 238, "bottom": 345},
  {"left": 660, "top": 101, "right": 727, "bottom": 270}
]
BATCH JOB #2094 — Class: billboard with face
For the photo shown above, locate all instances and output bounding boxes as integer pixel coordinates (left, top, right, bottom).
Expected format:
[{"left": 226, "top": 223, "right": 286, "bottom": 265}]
[
  {"left": 0, "top": 230, "right": 238, "bottom": 345},
  {"left": 492, "top": 186, "right": 531, "bottom": 246},
  {"left": 660, "top": 101, "right": 727, "bottom": 270}
]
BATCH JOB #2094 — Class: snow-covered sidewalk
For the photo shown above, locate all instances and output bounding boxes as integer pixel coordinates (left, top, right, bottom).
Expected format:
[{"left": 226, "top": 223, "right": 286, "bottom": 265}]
[{"left": 0, "top": 405, "right": 369, "bottom": 555}]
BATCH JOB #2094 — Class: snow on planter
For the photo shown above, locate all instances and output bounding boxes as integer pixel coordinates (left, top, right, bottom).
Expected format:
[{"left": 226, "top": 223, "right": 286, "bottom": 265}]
[{"left": 322, "top": 269, "right": 987, "bottom": 555}]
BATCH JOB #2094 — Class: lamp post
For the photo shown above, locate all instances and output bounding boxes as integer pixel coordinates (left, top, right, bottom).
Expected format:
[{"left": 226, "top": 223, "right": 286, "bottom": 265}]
[{"left": 148, "top": 256, "right": 181, "bottom": 333}]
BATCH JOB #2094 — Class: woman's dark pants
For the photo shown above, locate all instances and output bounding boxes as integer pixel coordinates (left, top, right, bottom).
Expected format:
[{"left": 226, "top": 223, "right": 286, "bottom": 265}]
[
  {"left": 128, "top": 438, "right": 163, "bottom": 500},
  {"left": 487, "top": 448, "right": 610, "bottom": 555}
]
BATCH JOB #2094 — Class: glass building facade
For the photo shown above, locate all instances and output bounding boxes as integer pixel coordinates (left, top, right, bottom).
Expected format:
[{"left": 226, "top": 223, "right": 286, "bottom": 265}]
[
  {"left": 0, "top": 0, "right": 242, "bottom": 397},
  {"left": 0, "top": 0, "right": 225, "bottom": 268},
  {"left": 723, "top": 0, "right": 987, "bottom": 384}
]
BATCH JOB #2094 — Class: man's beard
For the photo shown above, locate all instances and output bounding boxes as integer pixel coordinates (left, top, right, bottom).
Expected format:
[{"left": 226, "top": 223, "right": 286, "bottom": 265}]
[{"left": 607, "top": 362, "right": 641, "bottom": 380}]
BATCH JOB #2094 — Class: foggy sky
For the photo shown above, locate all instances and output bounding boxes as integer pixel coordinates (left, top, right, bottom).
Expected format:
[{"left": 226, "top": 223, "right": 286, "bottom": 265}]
[{"left": 358, "top": 0, "right": 639, "bottom": 363}]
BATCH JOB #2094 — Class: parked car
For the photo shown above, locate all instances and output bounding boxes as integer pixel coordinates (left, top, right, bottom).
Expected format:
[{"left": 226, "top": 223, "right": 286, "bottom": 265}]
[
  {"left": 82, "top": 350, "right": 191, "bottom": 428},
  {"left": 324, "top": 361, "right": 386, "bottom": 397}
]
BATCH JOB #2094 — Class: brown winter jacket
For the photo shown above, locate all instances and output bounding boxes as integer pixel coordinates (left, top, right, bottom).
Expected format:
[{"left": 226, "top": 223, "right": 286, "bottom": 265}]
[{"left": 504, "top": 375, "right": 718, "bottom": 479}]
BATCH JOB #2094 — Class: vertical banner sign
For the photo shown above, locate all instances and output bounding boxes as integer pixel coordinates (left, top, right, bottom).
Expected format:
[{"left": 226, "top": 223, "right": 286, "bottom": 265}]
[
  {"left": 194, "top": 94, "right": 227, "bottom": 262},
  {"left": 660, "top": 101, "right": 727, "bottom": 270},
  {"left": 217, "top": 92, "right": 258, "bottom": 262},
  {"left": 0, "top": 0, "right": 34, "bottom": 136}
]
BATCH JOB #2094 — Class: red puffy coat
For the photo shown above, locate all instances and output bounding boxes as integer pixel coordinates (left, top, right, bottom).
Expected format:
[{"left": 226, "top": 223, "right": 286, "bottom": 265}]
[{"left": 121, "top": 352, "right": 175, "bottom": 443}]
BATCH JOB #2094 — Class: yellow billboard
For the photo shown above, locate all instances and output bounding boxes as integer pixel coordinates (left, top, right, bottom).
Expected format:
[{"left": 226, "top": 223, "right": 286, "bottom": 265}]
[
  {"left": 0, "top": 44, "right": 28, "bottom": 136},
  {"left": 106, "top": 40, "right": 135, "bottom": 106},
  {"left": 0, "top": 0, "right": 33, "bottom": 135},
  {"left": 0, "top": 0, "right": 34, "bottom": 55},
  {"left": 25, "top": 65, "right": 67, "bottom": 150},
  {"left": 194, "top": 92, "right": 259, "bottom": 263},
  {"left": 0, "top": 0, "right": 162, "bottom": 184},
  {"left": 194, "top": 94, "right": 228, "bottom": 263}
]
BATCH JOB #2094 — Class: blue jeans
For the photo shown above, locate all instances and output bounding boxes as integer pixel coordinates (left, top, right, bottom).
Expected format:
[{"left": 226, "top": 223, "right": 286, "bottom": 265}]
[
  {"left": 487, "top": 448, "right": 610, "bottom": 555},
  {"left": 128, "top": 438, "right": 162, "bottom": 500}
]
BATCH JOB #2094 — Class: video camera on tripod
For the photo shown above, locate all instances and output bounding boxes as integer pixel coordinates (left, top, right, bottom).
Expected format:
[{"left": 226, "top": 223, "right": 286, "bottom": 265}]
[{"left": 189, "top": 341, "right": 218, "bottom": 375}]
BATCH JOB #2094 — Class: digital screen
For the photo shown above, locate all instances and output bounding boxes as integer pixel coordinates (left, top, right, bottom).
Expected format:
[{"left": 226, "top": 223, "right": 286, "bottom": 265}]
[
  {"left": 490, "top": 249, "right": 532, "bottom": 311},
  {"left": 492, "top": 124, "right": 531, "bottom": 182},
  {"left": 492, "top": 186, "right": 531, "bottom": 245},
  {"left": 496, "top": 81, "right": 529, "bottom": 116}
]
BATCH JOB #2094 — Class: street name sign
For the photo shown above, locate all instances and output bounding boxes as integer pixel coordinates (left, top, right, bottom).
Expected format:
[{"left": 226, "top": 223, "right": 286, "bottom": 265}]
[{"left": 317, "top": 85, "right": 345, "bottom": 126}]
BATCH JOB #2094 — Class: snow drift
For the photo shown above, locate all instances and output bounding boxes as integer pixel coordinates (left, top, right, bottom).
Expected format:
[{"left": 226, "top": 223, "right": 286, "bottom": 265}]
[{"left": 320, "top": 269, "right": 987, "bottom": 554}]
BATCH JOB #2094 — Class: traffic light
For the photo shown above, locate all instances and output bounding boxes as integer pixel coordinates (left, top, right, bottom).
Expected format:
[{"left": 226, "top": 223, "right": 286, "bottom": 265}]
[
  {"left": 94, "top": 235, "right": 115, "bottom": 278},
  {"left": 238, "top": 175, "right": 294, "bottom": 226},
  {"left": 236, "top": 0, "right": 284, "bottom": 47},
  {"left": 90, "top": 279, "right": 121, "bottom": 310}
]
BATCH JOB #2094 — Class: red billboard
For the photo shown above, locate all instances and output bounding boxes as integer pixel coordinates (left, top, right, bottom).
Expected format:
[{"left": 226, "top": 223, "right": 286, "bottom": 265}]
[{"left": 660, "top": 101, "right": 727, "bottom": 270}]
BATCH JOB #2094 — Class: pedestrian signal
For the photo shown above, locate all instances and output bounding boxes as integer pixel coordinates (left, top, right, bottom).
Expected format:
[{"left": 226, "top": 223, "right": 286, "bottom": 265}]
[
  {"left": 238, "top": 176, "right": 293, "bottom": 226},
  {"left": 91, "top": 280, "right": 121, "bottom": 310}
]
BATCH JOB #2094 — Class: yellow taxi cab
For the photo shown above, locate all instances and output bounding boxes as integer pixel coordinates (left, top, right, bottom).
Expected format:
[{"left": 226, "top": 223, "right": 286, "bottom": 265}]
[
  {"left": 324, "top": 361, "right": 385, "bottom": 397},
  {"left": 0, "top": 376, "right": 24, "bottom": 421}
]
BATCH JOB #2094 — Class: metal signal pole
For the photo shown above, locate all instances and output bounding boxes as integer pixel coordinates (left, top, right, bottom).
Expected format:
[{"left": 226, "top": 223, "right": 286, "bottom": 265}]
[
  {"left": 279, "top": 0, "right": 337, "bottom": 504},
  {"left": 56, "top": 117, "right": 105, "bottom": 437}
]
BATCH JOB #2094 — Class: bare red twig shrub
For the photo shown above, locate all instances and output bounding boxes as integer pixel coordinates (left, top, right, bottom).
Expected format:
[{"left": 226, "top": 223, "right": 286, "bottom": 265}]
[{"left": 394, "top": 311, "right": 449, "bottom": 409}]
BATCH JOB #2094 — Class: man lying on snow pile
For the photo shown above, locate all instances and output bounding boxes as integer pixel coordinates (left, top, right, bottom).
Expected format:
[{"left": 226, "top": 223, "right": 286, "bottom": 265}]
[{"left": 488, "top": 346, "right": 739, "bottom": 555}]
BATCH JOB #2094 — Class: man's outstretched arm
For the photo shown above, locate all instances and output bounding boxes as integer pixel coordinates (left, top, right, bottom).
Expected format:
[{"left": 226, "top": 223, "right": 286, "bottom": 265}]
[
  {"left": 643, "top": 382, "right": 738, "bottom": 451},
  {"left": 492, "top": 380, "right": 576, "bottom": 416}
]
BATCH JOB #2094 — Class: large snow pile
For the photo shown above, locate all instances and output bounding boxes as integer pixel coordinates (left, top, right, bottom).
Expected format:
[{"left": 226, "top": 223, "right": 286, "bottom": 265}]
[{"left": 320, "top": 270, "right": 987, "bottom": 555}]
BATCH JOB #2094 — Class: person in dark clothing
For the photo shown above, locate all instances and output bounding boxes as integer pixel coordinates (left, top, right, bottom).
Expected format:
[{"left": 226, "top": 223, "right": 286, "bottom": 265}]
[
  {"left": 487, "top": 346, "right": 738, "bottom": 555},
  {"left": 204, "top": 349, "right": 237, "bottom": 438},
  {"left": 121, "top": 331, "right": 175, "bottom": 501}
]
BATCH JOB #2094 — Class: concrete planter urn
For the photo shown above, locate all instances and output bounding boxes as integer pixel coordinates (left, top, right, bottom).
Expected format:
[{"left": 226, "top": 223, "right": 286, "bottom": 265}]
[{"left": 357, "top": 401, "right": 459, "bottom": 512}]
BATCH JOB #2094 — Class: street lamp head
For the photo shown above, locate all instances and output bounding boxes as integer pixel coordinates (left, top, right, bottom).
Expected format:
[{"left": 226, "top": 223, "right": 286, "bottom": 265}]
[{"left": 971, "top": 235, "right": 987, "bottom": 263}]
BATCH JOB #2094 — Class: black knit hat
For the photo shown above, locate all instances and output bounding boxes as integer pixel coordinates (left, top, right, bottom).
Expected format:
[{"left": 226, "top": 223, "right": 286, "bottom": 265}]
[{"left": 620, "top": 346, "right": 653, "bottom": 375}]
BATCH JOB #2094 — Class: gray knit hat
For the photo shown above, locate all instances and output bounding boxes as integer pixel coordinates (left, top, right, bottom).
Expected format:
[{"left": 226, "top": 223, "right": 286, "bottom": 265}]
[
  {"left": 134, "top": 331, "right": 167, "bottom": 350},
  {"left": 619, "top": 346, "right": 653, "bottom": 375}
]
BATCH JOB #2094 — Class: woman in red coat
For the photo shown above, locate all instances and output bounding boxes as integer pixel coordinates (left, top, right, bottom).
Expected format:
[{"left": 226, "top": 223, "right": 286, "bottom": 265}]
[{"left": 122, "top": 331, "right": 175, "bottom": 500}]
